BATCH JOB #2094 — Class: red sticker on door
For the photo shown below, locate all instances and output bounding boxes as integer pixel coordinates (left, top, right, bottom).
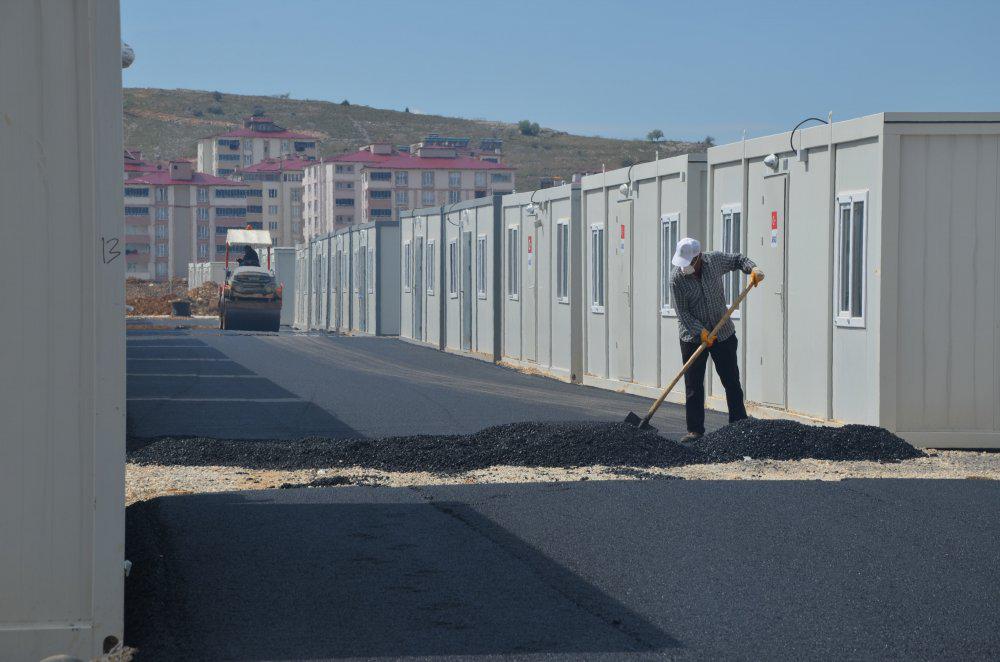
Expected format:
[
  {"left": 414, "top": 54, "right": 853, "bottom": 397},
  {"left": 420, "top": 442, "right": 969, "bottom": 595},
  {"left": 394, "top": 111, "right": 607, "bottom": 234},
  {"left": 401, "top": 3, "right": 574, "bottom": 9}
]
[
  {"left": 771, "top": 211, "right": 778, "bottom": 230},
  {"left": 527, "top": 236, "right": 533, "bottom": 253},
  {"left": 620, "top": 224, "right": 626, "bottom": 239}
]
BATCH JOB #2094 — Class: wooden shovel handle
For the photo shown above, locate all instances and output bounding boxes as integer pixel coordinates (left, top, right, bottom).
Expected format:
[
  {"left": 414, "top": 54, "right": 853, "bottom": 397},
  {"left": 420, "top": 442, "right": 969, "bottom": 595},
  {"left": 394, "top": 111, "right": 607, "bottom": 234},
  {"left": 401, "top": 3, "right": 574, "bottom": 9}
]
[{"left": 640, "top": 278, "right": 757, "bottom": 426}]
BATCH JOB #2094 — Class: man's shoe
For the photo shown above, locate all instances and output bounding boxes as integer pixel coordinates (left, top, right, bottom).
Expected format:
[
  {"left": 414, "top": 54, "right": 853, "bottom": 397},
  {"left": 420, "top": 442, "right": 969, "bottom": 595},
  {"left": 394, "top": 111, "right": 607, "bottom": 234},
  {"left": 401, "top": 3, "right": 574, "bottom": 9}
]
[{"left": 679, "top": 432, "right": 703, "bottom": 443}]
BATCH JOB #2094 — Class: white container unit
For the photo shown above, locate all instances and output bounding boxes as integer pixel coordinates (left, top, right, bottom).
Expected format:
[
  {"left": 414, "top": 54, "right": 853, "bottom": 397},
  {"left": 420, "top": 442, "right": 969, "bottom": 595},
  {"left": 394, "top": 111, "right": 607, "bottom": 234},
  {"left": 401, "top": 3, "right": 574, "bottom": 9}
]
[
  {"left": 707, "top": 112, "right": 1000, "bottom": 448},
  {"left": 580, "top": 154, "right": 708, "bottom": 398},
  {"left": 272, "top": 247, "right": 296, "bottom": 326},
  {"left": 400, "top": 206, "right": 446, "bottom": 349},
  {"left": 187, "top": 261, "right": 227, "bottom": 288},
  {"left": 443, "top": 196, "right": 503, "bottom": 361},
  {"left": 501, "top": 184, "right": 583, "bottom": 382},
  {"left": 344, "top": 222, "right": 401, "bottom": 336},
  {"left": 0, "top": 1, "right": 125, "bottom": 659}
]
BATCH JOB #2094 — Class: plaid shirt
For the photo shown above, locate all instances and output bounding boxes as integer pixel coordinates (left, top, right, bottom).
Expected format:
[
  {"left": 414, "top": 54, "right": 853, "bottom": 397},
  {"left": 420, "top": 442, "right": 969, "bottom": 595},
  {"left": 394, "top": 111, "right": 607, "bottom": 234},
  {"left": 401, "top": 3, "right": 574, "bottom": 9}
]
[{"left": 670, "top": 251, "right": 756, "bottom": 344}]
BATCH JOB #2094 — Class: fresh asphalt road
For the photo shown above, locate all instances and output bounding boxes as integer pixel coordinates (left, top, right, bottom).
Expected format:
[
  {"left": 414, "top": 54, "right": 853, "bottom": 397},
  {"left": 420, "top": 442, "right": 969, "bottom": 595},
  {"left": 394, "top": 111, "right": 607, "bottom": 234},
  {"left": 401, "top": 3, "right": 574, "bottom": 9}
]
[
  {"left": 126, "top": 325, "right": 727, "bottom": 440},
  {"left": 125, "top": 324, "right": 1000, "bottom": 660},
  {"left": 129, "top": 479, "right": 1000, "bottom": 661}
]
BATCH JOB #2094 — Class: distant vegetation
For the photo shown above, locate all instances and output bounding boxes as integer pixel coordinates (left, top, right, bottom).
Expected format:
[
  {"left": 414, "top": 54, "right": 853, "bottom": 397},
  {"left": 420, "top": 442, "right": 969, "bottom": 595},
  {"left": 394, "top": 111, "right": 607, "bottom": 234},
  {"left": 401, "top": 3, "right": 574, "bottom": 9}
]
[{"left": 123, "top": 88, "right": 705, "bottom": 187}]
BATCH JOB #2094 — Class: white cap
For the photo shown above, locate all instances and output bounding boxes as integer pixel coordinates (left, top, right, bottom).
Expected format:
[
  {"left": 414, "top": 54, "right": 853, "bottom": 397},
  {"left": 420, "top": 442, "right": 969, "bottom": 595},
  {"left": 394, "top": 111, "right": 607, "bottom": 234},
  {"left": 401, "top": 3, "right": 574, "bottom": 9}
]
[{"left": 672, "top": 237, "right": 701, "bottom": 268}]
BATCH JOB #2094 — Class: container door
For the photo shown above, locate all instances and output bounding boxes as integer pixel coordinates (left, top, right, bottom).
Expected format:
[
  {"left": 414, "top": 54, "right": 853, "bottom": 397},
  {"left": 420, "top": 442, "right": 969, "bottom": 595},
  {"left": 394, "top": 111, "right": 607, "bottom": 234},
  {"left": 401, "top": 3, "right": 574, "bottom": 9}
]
[
  {"left": 752, "top": 175, "right": 787, "bottom": 407},
  {"left": 461, "top": 231, "right": 473, "bottom": 351},
  {"left": 414, "top": 237, "right": 424, "bottom": 340},
  {"left": 610, "top": 199, "right": 633, "bottom": 381},
  {"left": 525, "top": 225, "right": 538, "bottom": 362}
]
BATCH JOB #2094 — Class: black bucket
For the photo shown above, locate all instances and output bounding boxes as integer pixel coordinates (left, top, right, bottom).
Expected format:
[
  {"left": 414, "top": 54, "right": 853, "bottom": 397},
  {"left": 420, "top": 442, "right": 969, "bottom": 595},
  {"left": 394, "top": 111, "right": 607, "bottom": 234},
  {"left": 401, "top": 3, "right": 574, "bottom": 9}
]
[{"left": 170, "top": 300, "right": 192, "bottom": 317}]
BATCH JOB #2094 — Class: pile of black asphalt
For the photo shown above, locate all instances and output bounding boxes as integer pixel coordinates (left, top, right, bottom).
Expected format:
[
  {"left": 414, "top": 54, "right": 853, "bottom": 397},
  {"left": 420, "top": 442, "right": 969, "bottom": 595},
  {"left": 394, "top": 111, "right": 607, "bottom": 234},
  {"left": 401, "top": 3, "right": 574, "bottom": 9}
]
[
  {"left": 127, "top": 418, "right": 924, "bottom": 474},
  {"left": 690, "top": 418, "right": 926, "bottom": 463}
]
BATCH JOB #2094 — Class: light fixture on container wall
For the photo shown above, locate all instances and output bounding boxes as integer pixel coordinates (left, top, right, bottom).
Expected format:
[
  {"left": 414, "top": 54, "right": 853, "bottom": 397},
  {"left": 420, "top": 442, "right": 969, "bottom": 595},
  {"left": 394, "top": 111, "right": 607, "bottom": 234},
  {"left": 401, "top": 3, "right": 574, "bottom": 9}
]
[{"left": 121, "top": 41, "right": 134, "bottom": 68}]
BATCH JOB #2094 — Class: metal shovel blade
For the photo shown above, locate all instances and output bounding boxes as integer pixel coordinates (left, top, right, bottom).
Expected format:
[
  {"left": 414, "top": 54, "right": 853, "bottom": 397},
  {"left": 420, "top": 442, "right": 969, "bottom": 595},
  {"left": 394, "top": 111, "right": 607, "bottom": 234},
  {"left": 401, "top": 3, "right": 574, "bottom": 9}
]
[{"left": 624, "top": 411, "right": 656, "bottom": 431}]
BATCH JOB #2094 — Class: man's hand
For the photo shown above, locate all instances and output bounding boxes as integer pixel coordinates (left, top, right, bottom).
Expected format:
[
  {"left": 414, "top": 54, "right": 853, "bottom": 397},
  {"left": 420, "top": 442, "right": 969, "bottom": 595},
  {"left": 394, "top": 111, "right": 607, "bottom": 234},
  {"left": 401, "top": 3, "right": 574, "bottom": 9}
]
[
  {"left": 750, "top": 267, "right": 765, "bottom": 287},
  {"left": 700, "top": 328, "right": 716, "bottom": 348}
]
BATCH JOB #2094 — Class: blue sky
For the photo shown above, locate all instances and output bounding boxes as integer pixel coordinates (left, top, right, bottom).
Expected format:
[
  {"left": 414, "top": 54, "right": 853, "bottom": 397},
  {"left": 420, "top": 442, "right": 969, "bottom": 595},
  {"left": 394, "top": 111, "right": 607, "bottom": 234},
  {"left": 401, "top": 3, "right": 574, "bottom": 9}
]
[{"left": 122, "top": 0, "right": 1000, "bottom": 143}]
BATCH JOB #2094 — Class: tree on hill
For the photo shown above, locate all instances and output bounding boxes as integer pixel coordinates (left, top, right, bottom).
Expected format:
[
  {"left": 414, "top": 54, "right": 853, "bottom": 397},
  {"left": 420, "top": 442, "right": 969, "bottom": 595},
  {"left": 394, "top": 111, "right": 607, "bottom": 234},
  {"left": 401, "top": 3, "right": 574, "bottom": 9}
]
[
  {"left": 703, "top": 135, "right": 716, "bottom": 147},
  {"left": 518, "top": 119, "right": 541, "bottom": 136},
  {"left": 211, "top": 90, "right": 223, "bottom": 102},
  {"left": 647, "top": 129, "right": 664, "bottom": 142},
  {"left": 341, "top": 99, "right": 350, "bottom": 106}
]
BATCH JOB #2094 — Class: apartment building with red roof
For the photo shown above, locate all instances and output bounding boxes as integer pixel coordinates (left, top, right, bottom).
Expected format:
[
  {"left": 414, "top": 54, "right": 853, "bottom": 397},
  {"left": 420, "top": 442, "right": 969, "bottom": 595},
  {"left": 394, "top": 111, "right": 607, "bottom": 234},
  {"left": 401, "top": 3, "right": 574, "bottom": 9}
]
[
  {"left": 302, "top": 143, "right": 515, "bottom": 239},
  {"left": 124, "top": 160, "right": 253, "bottom": 280},
  {"left": 196, "top": 115, "right": 318, "bottom": 177},
  {"left": 235, "top": 156, "right": 310, "bottom": 246}
]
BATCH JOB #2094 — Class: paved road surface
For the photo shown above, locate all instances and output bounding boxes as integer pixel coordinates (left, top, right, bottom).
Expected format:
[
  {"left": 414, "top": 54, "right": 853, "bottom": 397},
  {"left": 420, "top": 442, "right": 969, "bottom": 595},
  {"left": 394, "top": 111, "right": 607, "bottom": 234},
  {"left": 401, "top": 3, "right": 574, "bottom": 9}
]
[
  {"left": 128, "top": 479, "right": 1000, "bottom": 661},
  {"left": 127, "top": 325, "right": 725, "bottom": 440}
]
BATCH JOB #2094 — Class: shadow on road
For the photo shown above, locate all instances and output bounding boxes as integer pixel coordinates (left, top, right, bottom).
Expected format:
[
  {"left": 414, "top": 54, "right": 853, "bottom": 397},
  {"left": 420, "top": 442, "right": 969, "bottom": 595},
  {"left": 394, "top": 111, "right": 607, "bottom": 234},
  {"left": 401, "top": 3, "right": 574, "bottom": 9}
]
[{"left": 126, "top": 491, "right": 677, "bottom": 660}]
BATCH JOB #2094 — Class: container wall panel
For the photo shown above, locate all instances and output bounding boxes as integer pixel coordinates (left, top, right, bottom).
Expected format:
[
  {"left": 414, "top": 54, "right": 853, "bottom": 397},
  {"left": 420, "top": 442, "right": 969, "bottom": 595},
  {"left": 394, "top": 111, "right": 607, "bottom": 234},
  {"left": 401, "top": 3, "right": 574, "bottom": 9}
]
[
  {"left": 273, "top": 248, "right": 295, "bottom": 326},
  {"left": 895, "top": 133, "right": 999, "bottom": 439},
  {"left": 0, "top": 1, "right": 125, "bottom": 658},
  {"left": 831, "top": 137, "right": 882, "bottom": 424}
]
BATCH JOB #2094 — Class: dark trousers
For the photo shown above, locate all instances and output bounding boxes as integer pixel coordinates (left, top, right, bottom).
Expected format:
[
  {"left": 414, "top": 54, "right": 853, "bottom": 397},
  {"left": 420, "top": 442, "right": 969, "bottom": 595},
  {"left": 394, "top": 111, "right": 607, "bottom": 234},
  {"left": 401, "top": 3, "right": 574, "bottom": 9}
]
[{"left": 680, "top": 334, "right": 747, "bottom": 434}]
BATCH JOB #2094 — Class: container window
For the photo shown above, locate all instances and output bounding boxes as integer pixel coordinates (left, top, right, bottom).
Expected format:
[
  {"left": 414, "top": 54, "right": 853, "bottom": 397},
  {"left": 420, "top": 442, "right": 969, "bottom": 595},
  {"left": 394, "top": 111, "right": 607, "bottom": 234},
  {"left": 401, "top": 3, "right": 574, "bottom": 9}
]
[
  {"left": 835, "top": 191, "right": 867, "bottom": 327},
  {"left": 660, "top": 213, "right": 679, "bottom": 315},
  {"left": 507, "top": 226, "right": 519, "bottom": 300},
  {"left": 556, "top": 220, "right": 570, "bottom": 303},
  {"left": 449, "top": 240, "right": 458, "bottom": 298},
  {"left": 403, "top": 242, "right": 412, "bottom": 292},
  {"left": 721, "top": 207, "right": 742, "bottom": 306},
  {"left": 590, "top": 225, "right": 605, "bottom": 312},
  {"left": 426, "top": 240, "right": 435, "bottom": 295},
  {"left": 476, "top": 235, "right": 488, "bottom": 299}
]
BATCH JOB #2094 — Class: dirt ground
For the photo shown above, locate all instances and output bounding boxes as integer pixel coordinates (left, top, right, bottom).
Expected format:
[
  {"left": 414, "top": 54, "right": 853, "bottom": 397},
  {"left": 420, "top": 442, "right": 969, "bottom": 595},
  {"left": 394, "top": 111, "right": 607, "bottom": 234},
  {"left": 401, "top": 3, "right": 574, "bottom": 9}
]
[
  {"left": 125, "top": 277, "right": 219, "bottom": 316},
  {"left": 126, "top": 449, "right": 1000, "bottom": 505}
]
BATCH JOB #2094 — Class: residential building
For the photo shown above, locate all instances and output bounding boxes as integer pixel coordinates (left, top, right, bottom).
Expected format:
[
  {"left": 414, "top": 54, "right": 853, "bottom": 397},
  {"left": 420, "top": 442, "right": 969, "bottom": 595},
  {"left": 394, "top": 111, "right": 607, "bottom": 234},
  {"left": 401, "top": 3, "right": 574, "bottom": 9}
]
[
  {"left": 124, "top": 160, "right": 250, "bottom": 280},
  {"left": 236, "top": 155, "right": 308, "bottom": 246},
  {"left": 408, "top": 134, "right": 504, "bottom": 163},
  {"left": 196, "top": 115, "right": 318, "bottom": 178},
  {"left": 302, "top": 143, "right": 514, "bottom": 239},
  {"left": 123, "top": 148, "right": 159, "bottom": 180}
]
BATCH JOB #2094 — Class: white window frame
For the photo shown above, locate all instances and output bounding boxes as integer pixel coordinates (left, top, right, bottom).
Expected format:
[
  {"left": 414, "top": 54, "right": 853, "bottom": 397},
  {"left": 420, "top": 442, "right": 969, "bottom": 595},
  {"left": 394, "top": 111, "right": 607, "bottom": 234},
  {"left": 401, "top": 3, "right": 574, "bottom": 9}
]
[
  {"left": 403, "top": 241, "right": 412, "bottom": 293},
  {"left": 660, "top": 212, "right": 680, "bottom": 316},
  {"left": 426, "top": 240, "right": 435, "bottom": 295},
  {"left": 476, "top": 235, "right": 488, "bottom": 299},
  {"left": 155, "top": 243, "right": 167, "bottom": 257},
  {"left": 556, "top": 218, "right": 570, "bottom": 304},
  {"left": 590, "top": 223, "right": 605, "bottom": 313},
  {"left": 448, "top": 239, "right": 458, "bottom": 299},
  {"left": 721, "top": 204, "right": 742, "bottom": 319},
  {"left": 835, "top": 190, "right": 868, "bottom": 328},
  {"left": 507, "top": 225, "right": 519, "bottom": 300}
]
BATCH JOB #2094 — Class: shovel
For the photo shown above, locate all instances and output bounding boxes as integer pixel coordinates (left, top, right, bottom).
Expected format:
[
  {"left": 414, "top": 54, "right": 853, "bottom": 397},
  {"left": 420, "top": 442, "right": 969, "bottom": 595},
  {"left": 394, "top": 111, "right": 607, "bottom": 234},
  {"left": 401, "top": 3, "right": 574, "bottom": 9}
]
[{"left": 625, "top": 277, "right": 759, "bottom": 431}]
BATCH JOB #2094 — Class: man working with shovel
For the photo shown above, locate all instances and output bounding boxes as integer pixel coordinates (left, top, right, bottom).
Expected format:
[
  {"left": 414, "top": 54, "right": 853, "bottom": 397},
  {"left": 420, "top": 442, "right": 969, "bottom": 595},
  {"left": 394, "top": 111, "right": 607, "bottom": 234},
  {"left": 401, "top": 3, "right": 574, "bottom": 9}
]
[{"left": 670, "top": 238, "right": 764, "bottom": 442}]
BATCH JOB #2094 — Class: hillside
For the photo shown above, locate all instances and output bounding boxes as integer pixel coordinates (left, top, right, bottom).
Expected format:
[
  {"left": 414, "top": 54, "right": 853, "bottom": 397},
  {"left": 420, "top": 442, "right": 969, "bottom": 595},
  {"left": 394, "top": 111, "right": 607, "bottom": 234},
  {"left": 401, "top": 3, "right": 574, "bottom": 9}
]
[{"left": 124, "top": 88, "right": 706, "bottom": 187}]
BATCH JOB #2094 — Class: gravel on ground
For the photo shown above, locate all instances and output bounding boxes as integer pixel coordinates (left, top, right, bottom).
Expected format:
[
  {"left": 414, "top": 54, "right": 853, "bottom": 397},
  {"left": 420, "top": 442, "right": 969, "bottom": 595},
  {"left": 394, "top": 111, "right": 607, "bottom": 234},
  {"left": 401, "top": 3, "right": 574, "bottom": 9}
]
[
  {"left": 126, "top": 449, "right": 1000, "bottom": 505},
  {"left": 691, "top": 418, "right": 925, "bottom": 462},
  {"left": 127, "top": 419, "right": 926, "bottom": 475}
]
